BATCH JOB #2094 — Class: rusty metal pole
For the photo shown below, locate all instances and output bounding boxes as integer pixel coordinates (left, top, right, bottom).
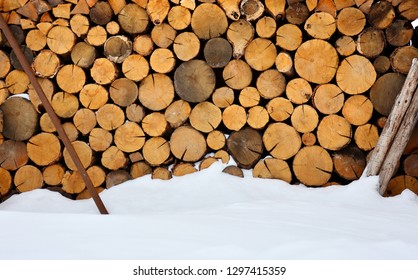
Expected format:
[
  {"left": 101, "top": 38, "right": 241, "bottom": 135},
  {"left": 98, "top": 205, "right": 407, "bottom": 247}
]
[{"left": 0, "top": 16, "right": 109, "bottom": 215}]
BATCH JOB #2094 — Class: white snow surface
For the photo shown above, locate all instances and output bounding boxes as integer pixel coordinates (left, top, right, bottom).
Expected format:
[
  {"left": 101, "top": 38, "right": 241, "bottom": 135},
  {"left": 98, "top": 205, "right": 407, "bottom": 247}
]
[{"left": 1, "top": 160, "right": 418, "bottom": 260}]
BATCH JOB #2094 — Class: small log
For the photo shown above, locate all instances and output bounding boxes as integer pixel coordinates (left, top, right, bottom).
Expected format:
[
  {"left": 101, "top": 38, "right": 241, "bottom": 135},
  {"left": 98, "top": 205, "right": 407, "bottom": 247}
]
[
  {"left": 304, "top": 11, "right": 336, "bottom": 40},
  {"left": 5, "top": 70, "right": 30, "bottom": 94},
  {"left": 317, "top": 115, "right": 352, "bottom": 151},
  {"left": 27, "top": 133, "right": 61, "bottom": 166},
  {"left": 276, "top": 24, "right": 302, "bottom": 51},
  {"left": 203, "top": 37, "right": 232, "bottom": 67},
  {"left": 86, "top": 25, "right": 107, "bottom": 47},
  {"left": 0, "top": 97, "right": 39, "bottom": 141},
  {"left": 222, "top": 104, "right": 247, "bottom": 131},
  {"left": 240, "top": 0, "right": 264, "bottom": 21},
  {"left": 212, "top": 87, "right": 234, "bottom": 108},
  {"left": 167, "top": 6, "right": 191, "bottom": 30},
  {"left": 370, "top": 73, "right": 406, "bottom": 116},
  {"left": 336, "top": 7, "right": 366, "bottom": 36},
  {"left": 293, "top": 146, "right": 333, "bottom": 186},
  {"left": 404, "top": 154, "right": 418, "bottom": 177},
  {"left": 96, "top": 104, "right": 125, "bottom": 131},
  {"left": 89, "top": 127, "right": 113, "bottom": 152},
  {"left": 354, "top": 124, "right": 379, "bottom": 151},
  {"left": 139, "top": 73, "right": 174, "bottom": 110},
  {"left": 150, "top": 48, "right": 176, "bottom": 74},
  {"left": 104, "top": 35, "right": 132, "bottom": 64},
  {"left": 73, "top": 108, "right": 96, "bottom": 135},
  {"left": 40, "top": 113, "right": 55, "bottom": 133},
  {"left": 217, "top": 0, "right": 241, "bottom": 20},
  {"left": 0, "top": 50, "right": 11, "bottom": 79},
  {"left": 266, "top": 97, "right": 293, "bottom": 121},
  {"left": 42, "top": 164, "right": 65, "bottom": 186},
  {"left": 206, "top": 130, "right": 226, "bottom": 150},
  {"left": 164, "top": 100, "right": 191, "bottom": 128},
  {"left": 256, "top": 16, "right": 276, "bottom": 38},
  {"left": 62, "top": 122, "right": 79, "bottom": 142},
  {"left": 263, "top": 122, "right": 301, "bottom": 159},
  {"left": 215, "top": 150, "right": 230, "bottom": 164},
  {"left": 86, "top": 165, "right": 106, "bottom": 188},
  {"left": 253, "top": 158, "right": 292, "bottom": 183},
  {"left": 32, "top": 50, "right": 60, "bottom": 78},
  {"left": 335, "top": 36, "right": 356, "bottom": 57},
  {"left": 302, "top": 132, "right": 317, "bottom": 146},
  {"left": 222, "top": 165, "right": 243, "bottom": 177},
  {"left": 286, "top": 3, "right": 309, "bottom": 25},
  {"left": 189, "top": 101, "right": 222, "bottom": 133},
  {"left": 191, "top": 3, "right": 227, "bottom": 39},
  {"left": 0, "top": 140, "right": 28, "bottom": 171},
  {"left": 101, "top": 146, "right": 128, "bottom": 170},
  {"left": 199, "top": 157, "right": 218, "bottom": 170},
  {"left": 51, "top": 91, "right": 79, "bottom": 118},
  {"left": 286, "top": 78, "right": 312, "bottom": 104},
  {"left": 336, "top": 54, "right": 376, "bottom": 94},
  {"left": 46, "top": 25, "right": 76, "bottom": 54},
  {"left": 173, "top": 32, "right": 200, "bottom": 62},
  {"left": 390, "top": 46, "right": 418, "bottom": 75},
  {"left": 143, "top": 137, "right": 171, "bottom": 165},
  {"left": 126, "top": 104, "right": 145, "bottom": 123},
  {"left": 356, "top": 27, "right": 385, "bottom": 58},
  {"left": 122, "top": 54, "right": 150, "bottom": 82},
  {"left": 71, "top": 42, "right": 96, "bottom": 69},
  {"left": 373, "top": 56, "right": 391, "bottom": 74},
  {"left": 130, "top": 161, "right": 152, "bottom": 179},
  {"left": 247, "top": 106, "right": 269, "bottom": 130},
  {"left": 295, "top": 39, "right": 339, "bottom": 84},
  {"left": 118, "top": 3, "right": 149, "bottom": 34},
  {"left": 367, "top": 0, "right": 395, "bottom": 29},
  {"left": 332, "top": 146, "right": 366, "bottom": 180},
  {"left": 63, "top": 140, "right": 92, "bottom": 171},
  {"left": 385, "top": 175, "right": 418, "bottom": 197},
  {"left": 342, "top": 95, "right": 373, "bottom": 126},
  {"left": 79, "top": 83, "right": 108, "bottom": 110},
  {"left": 142, "top": 112, "right": 169, "bottom": 136},
  {"left": 244, "top": 38, "right": 276, "bottom": 71},
  {"left": 108, "top": 0, "right": 126, "bottom": 14},
  {"left": 275, "top": 51, "right": 295, "bottom": 76},
  {"left": 172, "top": 162, "right": 197, "bottom": 176},
  {"left": 239, "top": 87, "right": 260, "bottom": 108},
  {"left": 15, "top": 165, "right": 44, "bottom": 192},
  {"left": 152, "top": 167, "right": 172, "bottom": 180},
  {"left": 223, "top": 59, "right": 252, "bottom": 90},
  {"left": 109, "top": 78, "right": 138, "bottom": 107},
  {"left": 227, "top": 127, "right": 263, "bottom": 168},
  {"left": 106, "top": 170, "right": 131, "bottom": 188},
  {"left": 133, "top": 35, "right": 154, "bottom": 56},
  {"left": 174, "top": 60, "right": 215, "bottom": 102},
  {"left": 106, "top": 21, "right": 121, "bottom": 35},
  {"left": 150, "top": 23, "right": 176, "bottom": 48},
  {"left": 56, "top": 64, "right": 86, "bottom": 94},
  {"left": 170, "top": 126, "right": 207, "bottom": 162},
  {"left": 386, "top": 20, "right": 414, "bottom": 47},
  {"left": 226, "top": 19, "right": 254, "bottom": 58},
  {"left": 291, "top": 104, "right": 319, "bottom": 133},
  {"left": 90, "top": 58, "right": 118, "bottom": 85},
  {"left": 256, "top": 69, "right": 286, "bottom": 99}
]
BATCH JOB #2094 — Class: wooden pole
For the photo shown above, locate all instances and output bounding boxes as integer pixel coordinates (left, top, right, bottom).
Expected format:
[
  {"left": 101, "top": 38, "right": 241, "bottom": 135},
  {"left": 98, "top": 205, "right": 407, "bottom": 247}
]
[
  {"left": 365, "top": 59, "right": 418, "bottom": 178},
  {"left": 0, "top": 15, "right": 109, "bottom": 215}
]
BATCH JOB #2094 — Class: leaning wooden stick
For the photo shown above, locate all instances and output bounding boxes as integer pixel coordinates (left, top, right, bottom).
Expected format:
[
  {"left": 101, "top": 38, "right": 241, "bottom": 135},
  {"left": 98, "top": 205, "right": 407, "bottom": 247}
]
[
  {"left": 0, "top": 15, "right": 109, "bottom": 215},
  {"left": 365, "top": 59, "right": 418, "bottom": 177}
]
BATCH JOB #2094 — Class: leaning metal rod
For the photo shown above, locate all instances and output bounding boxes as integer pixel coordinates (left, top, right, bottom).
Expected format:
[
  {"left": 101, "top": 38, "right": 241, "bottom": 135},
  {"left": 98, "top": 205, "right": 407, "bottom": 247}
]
[{"left": 0, "top": 16, "right": 109, "bottom": 215}]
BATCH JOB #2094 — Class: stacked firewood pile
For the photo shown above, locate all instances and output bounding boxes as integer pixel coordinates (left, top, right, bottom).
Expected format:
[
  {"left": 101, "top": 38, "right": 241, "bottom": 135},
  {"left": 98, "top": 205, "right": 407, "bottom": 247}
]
[{"left": 0, "top": 0, "right": 417, "bottom": 201}]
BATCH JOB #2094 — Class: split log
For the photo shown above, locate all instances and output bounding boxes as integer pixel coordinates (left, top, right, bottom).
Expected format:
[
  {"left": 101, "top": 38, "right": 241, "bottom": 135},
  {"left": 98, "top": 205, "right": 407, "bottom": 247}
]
[
  {"left": 96, "top": 103, "right": 125, "bottom": 131},
  {"left": 143, "top": 137, "right": 171, "bottom": 165},
  {"left": 263, "top": 123, "right": 301, "bottom": 160},
  {"left": 203, "top": 37, "right": 232, "bottom": 67},
  {"left": 227, "top": 127, "right": 263, "bottom": 168},
  {"left": 312, "top": 83, "right": 344, "bottom": 115},
  {"left": 253, "top": 158, "right": 292, "bottom": 183},
  {"left": 239, "top": 87, "right": 260, "bottom": 108},
  {"left": 130, "top": 161, "right": 152, "bottom": 179},
  {"left": 42, "top": 164, "right": 65, "bottom": 186},
  {"left": 191, "top": 3, "right": 228, "bottom": 39},
  {"left": 89, "top": 127, "right": 113, "bottom": 152},
  {"left": 223, "top": 59, "right": 252, "bottom": 90},
  {"left": 101, "top": 146, "right": 128, "bottom": 170},
  {"left": 63, "top": 140, "right": 93, "bottom": 171},
  {"left": 14, "top": 165, "right": 44, "bottom": 192},
  {"left": 291, "top": 104, "right": 319, "bottom": 133},
  {"left": 109, "top": 78, "right": 138, "bottom": 107},
  {"left": 266, "top": 97, "right": 293, "bottom": 121},
  {"left": 170, "top": 126, "right": 206, "bottom": 162},
  {"left": 152, "top": 167, "right": 172, "bottom": 180},
  {"left": 174, "top": 60, "right": 215, "bottom": 102},
  {"left": 142, "top": 112, "right": 170, "bottom": 136},
  {"left": 385, "top": 175, "right": 418, "bottom": 197},
  {"left": 79, "top": 83, "right": 108, "bottom": 110},
  {"left": 212, "top": 87, "right": 234, "bottom": 108},
  {"left": 199, "top": 157, "right": 218, "bottom": 170},
  {"left": 317, "top": 115, "right": 352, "bottom": 151},
  {"left": 0, "top": 97, "right": 39, "bottom": 141},
  {"left": 190, "top": 101, "right": 222, "bottom": 133},
  {"left": 222, "top": 165, "right": 243, "bottom": 177},
  {"left": 404, "top": 154, "right": 418, "bottom": 177},
  {"left": 206, "top": 130, "right": 226, "bottom": 150},
  {"left": 226, "top": 19, "right": 254, "bottom": 58},
  {"left": 172, "top": 162, "right": 197, "bottom": 176},
  {"left": 215, "top": 150, "right": 230, "bottom": 164},
  {"left": 222, "top": 104, "right": 247, "bottom": 131},
  {"left": 164, "top": 100, "right": 191, "bottom": 128},
  {"left": 336, "top": 54, "right": 376, "bottom": 94},
  {"left": 276, "top": 23, "right": 302, "bottom": 51},
  {"left": 342, "top": 95, "right": 373, "bottom": 126},
  {"left": 139, "top": 73, "right": 174, "bottom": 110},
  {"left": 332, "top": 146, "right": 366, "bottom": 180},
  {"left": 0, "top": 140, "right": 28, "bottom": 170},
  {"left": 27, "top": 133, "right": 61, "bottom": 166},
  {"left": 173, "top": 32, "right": 200, "bottom": 62},
  {"left": 293, "top": 145, "right": 333, "bottom": 186},
  {"left": 51, "top": 91, "right": 79, "bottom": 118}
]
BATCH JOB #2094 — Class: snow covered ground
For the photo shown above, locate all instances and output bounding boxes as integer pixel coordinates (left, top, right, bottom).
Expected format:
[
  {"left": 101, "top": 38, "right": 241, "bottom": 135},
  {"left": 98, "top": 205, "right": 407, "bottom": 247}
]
[{"left": 1, "top": 160, "right": 418, "bottom": 260}]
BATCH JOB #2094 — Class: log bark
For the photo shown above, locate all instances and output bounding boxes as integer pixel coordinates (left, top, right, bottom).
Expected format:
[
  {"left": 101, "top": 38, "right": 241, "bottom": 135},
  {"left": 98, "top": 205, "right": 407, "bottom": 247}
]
[{"left": 253, "top": 158, "right": 292, "bottom": 182}]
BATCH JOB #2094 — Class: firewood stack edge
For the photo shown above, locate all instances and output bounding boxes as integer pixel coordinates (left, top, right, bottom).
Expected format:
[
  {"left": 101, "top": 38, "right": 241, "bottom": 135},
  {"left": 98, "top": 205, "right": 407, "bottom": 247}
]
[{"left": 0, "top": 0, "right": 417, "bottom": 201}]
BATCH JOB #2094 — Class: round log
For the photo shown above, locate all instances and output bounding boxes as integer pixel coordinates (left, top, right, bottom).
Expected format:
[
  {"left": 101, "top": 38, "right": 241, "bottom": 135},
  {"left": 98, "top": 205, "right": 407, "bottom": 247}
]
[
  {"left": 96, "top": 104, "right": 125, "bottom": 131},
  {"left": 150, "top": 48, "right": 176, "bottom": 74},
  {"left": 227, "top": 19, "right": 254, "bottom": 58},
  {"left": 71, "top": 42, "right": 96, "bottom": 69},
  {"left": 207, "top": 130, "right": 226, "bottom": 150},
  {"left": 304, "top": 11, "right": 336, "bottom": 40},
  {"left": 336, "top": 54, "right": 376, "bottom": 94},
  {"left": 317, "top": 115, "right": 352, "bottom": 151},
  {"left": 312, "top": 84, "right": 344, "bottom": 115},
  {"left": 101, "top": 146, "right": 128, "bottom": 170},
  {"left": 293, "top": 146, "right": 333, "bottom": 186},
  {"left": 46, "top": 26, "right": 76, "bottom": 55},
  {"left": 62, "top": 171, "right": 85, "bottom": 194},
  {"left": 5, "top": 70, "right": 30, "bottom": 94},
  {"left": 190, "top": 101, "right": 222, "bottom": 133},
  {"left": 204, "top": 37, "right": 232, "bottom": 67},
  {"left": 86, "top": 166, "right": 106, "bottom": 188},
  {"left": 256, "top": 69, "right": 286, "bottom": 99},
  {"left": 15, "top": 165, "right": 44, "bottom": 192},
  {"left": 256, "top": 16, "right": 276, "bottom": 38},
  {"left": 373, "top": 55, "right": 391, "bottom": 74},
  {"left": 43, "top": 164, "right": 65, "bottom": 186},
  {"left": 336, "top": 7, "right": 366, "bottom": 36},
  {"left": 227, "top": 127, "right": 263, "bottom": 169},
  {"left": 212, "top": 87, "right": 235, "bottom": 108},
  {"left": 89, "top": 128, "right": 113, "bottom": 152},
  {"left": 0, "top": 167, "right": 12, "bottom": 196},
  {"left": 90, "top": 58, "right": 118, "bottom": 85},
  {"left": 263, "top": 122, "right": 301, "bottom": 160},
  {"left": 143, "top": 137, "right": 171, "bottom": 166},
  {"left": 332, "top": 146, "right": 366, "bottom": 180},
  {"left": 109, "top": 78, "right": 138, "bottom": 107},
  {"left": 168, "top": 6, "right": 191, "bottom": 30},
  {"left": 122, "top": 54, "right": 150, "bottom": 82},
  {"left": 70, "top": 14, "right": 90, "bottom": 37},
  {"left": 152, "top": 167, "right": 172, "bottom": 180},
  {"left": 239, "top": 87, "right": 260, "bottom": 108},
  {"left": 223, "top": 59, "right": 252, "bottom": 90},
  {"left": 86, "top": 25, "right": 107, "bottom": 47},
  {"left": 90, "top": 1, "right": 113, "bottom": 25},
  {"left": 142, "top": 112, "right": 170, "bottom": 137},
  {"left": 386, "top": 20, "right": 414, "bottom": 47},
  {"left": 245, "top": 38, "right": 277, "bottom": 71},
  {"left": 174, "top": 32, "right": 201, "bottom": 62},
  {"left": 0, "top": 50, "right": 11, "bottom": 79},
  {"left": 354, "top": 124, "right": 379, "bottom": 151},
  {"left": 170, "top": 126, "right": 206, "bottom": 162},
  {"left": 356, "top": 27, "right": 385, "bottom": 58},
  {"left": 139, "top": 73, "right": 174, "bottom": 110},
  {"left": 151, "top": 23, "right": 176, "bottom": 48},
  {"left": 104, "top": 35, "right": 132, "bottom": 63},
  {"left": 51, "top": 91, "right": 79, "bottom": 119},
  {"left": 133, "top": 35, "right": 154, "bottom": 56},
  {"left": 291, "top": 104, "right": 319, "bottom": 133},
  {"left": 276, "top": 24, "right": 302, "bottom": 51},
  {"left": 266, "top": 97, "right": 294, "bottom": 121},
  {"left": 367, "top": 0, "right": 395, "bottom": 29},
  {"left": 335, "top": 36, "right": 356, "bottom": 57},
  {"left": 390, "top": 46, "right": 418, "bottom": 74},
  {"left": 27, "top": 133, "right": 61, "bottom": 166},
  {"left": 302, "top": 132, "right": 317, "bottom": 146},
  {"left": 118, "top": 3, "right": 149, "bottom": 34},
  {"left": 191, "top": 3, "right": 228, "bottom": 39},
  {"left": 222, "top": 104, "right": 247, "bottom": 131},
  {"left": 106, "top": 170, "right": 131, "bottom": 188},
  {"left": 286, "top": 78, "right": 313, "bottom": 104},
  {"left": 398, "top": 0, "right": 418, "bottom": 21},
  {"left": 126, "top": 104, "right": 146, "bottom": 123},
  {"left": 275, "top": 51, "right": 295, "bottom": 76},
  {"left": 63, "top": 140, "right": 92, "bottom": 171},
  {"left": 130, "top": 161, "right": 152, "bottom": 179},
  {"left": 172, "top": 163, "right": 197, "bottom": 177},
  {"left": 164, "top": 100, "right": 191, "bottom": 128},
  {"left": 79, "top": 84, "right": 108, "bottom": 110},
  {"left": 286, "top": 3, "right": 309, "bottom": 25},
  {"left": 247, "top": 106, "right": 269, "bottom": 130},
  {"left": 62, "top": 122, "right": 79, "bottom": 142},
  {"left": 0, "top": 140, "right": 28, "bottom": 171},
  {"left": 342, "top": 95, "right": 373, "bottom": 126},
  {"left": 56, "top": 64, "right": 86, "bottom": 94},
  {"left": 385, "top": 175, "right": 418, "bottom": 197}
]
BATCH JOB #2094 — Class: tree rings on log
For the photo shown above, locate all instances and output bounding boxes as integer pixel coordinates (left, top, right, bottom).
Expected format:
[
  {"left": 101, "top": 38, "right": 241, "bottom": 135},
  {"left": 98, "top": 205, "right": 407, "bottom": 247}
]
[
  {"left": 223, "top": 59, "right": 252, "bottom": 90},
  {"left": 139, "top": 73, "right": 175, "bottom": 110},
  {"left": 293, "top": 146, "right": 333, "bottom": 186},
  {"left": 342, "top": 95, "right": 373, "bottom": 126},
  {"left": 14, "top": 165, "right": 43, "bottom": 193},
  {"left": 170, "top": 126, "right": 206, "bottom": 162},
  {"left": 227, "top": 127, "right": 263, "bottom": 169},
  {"left": 263, "top": 123, "right": 301, "bottom": 160},
  {"left": 191, "top": 3, "right": 228, "bottom": 39},
  {"left": 317, "top": 115, "right": 352, "bottom": 151},
  {"left": 312, "top": 84, "right": 344, "bottom": 115},
  {"left": 27, "top": 133, "right": 61, "bottom": 166}
]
